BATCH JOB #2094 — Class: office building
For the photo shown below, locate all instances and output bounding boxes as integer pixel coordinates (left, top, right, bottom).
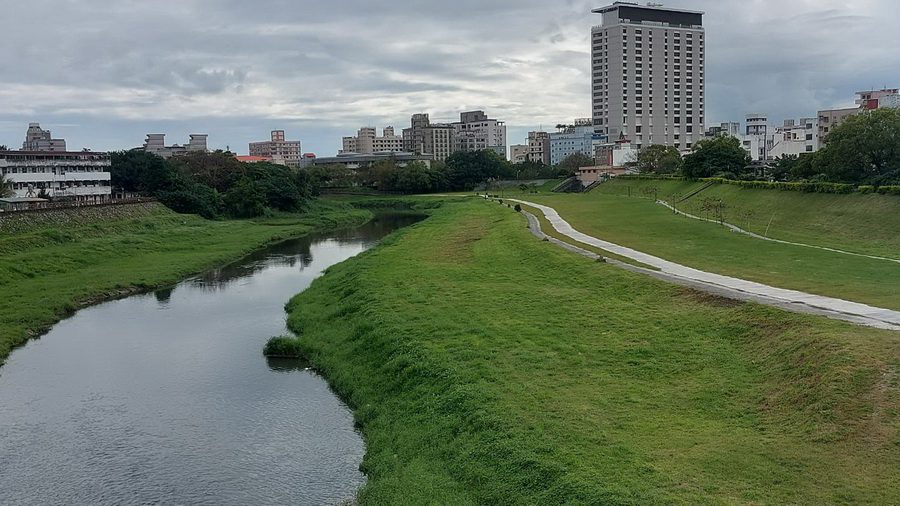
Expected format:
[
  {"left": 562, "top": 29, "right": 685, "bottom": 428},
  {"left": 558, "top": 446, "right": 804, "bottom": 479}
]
[
  {"left": 143, "top": 133, "right": 208, "bottom": 159},
  {"left": 550, "top": 119, "right": 604, "bottom": 166},
  {"left": 592, "top": 2, "right": 706, "bottom": 150},
  {"left": 249, "top": 130, "right": 302, "bottom": 167},
  {"left": 402, "top": 114, "right": 457, "bottom": 162},
  {"left": 527, "top": 131, "right": 551, "bottom": 165},
  {"left": 342, "top": 127, "right": 404, "bottom": 154},
  {"left": 453, "top": 110, "right": 507, "bottom": 158}
]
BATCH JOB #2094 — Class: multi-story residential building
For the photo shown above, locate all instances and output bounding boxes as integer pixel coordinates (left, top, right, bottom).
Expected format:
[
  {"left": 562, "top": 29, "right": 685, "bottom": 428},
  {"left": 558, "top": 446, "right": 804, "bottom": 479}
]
[
  {"left": 312, "top": 152, "right": 434, "bottom": 170},
  {"left": 143, "top": 133, "right": 209, "bottom": 159},
  {"left": 510, "top": 144, "right": 529, "bottom": 164},
  {"left": 527, "top": 131, "right": 551, "bottom": 165},
  {"left": 249, "top": 130, "right": 302, "bottom": 167},
  {"left": 402, "top": 114, "right": 458, "bottom": 162},
  {"left": 592, "top": 2, "right": 706, "bottom": 150},
  {"left": 0, "top": 150, "right": 111, "bottom": 202},
  {"left": 704, "top": 121, "right": 741, "bottom": 138},
  {"left": 817, "top": 107, "right": 859, "bottom": 146},
  {"left": 743, "top": 114, "right": 772, "bottom": 160},
  {"left": 550, "top": 119, "right": 604, "bottom": 166},
  {"left": 453, "top": 110, "right": 507, "bottom": 158},
  {"left": 342, "top": 126, "right": 404, "bottom": 155},
  {"left": 856, "top": 88, "right": 899, "bottom": 110},
  {"left": 771, "top": 118, "right": 818, "bottom": 156},
  {"left": 22, "top": 123, "right": 67, "bottom": 152}
]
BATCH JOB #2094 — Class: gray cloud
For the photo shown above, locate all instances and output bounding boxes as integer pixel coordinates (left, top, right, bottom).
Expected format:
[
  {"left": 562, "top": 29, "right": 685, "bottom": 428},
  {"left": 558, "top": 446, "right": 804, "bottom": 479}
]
[{"left": 0, "top": 0, "right": 897, "bottom": 155}]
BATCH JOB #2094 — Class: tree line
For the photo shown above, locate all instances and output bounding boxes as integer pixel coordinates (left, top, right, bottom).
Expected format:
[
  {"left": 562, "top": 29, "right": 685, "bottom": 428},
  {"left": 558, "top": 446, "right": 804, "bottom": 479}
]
[{"left": 634, "top": 108, "right": 900, "bottom": 185}]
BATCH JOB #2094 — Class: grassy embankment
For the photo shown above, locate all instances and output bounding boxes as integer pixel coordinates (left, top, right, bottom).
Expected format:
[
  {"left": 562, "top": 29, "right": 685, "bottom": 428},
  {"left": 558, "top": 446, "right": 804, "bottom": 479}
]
[
  {"left": 0, "top": 200, "right": 372, "bottom": 364},
  {"left": 519, "top": 183, "right": 900, "bottom": 310},
  {"left": 284, "top": 198, "right": 900, "bottom": 504}
]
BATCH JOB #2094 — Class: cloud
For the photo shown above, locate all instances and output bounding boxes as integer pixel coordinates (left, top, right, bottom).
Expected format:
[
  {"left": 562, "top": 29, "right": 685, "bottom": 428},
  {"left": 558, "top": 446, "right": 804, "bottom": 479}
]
[{"left": 0, "top": 0, "right": 897, "bottom": 154}]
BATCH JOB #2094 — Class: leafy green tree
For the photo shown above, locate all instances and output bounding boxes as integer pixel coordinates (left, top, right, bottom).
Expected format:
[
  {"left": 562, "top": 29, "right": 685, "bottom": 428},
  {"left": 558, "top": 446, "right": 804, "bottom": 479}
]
[
  {"left": 444, "top": 150, "right": 514, "bottom": 191},
  {"left": 168, "top": 151, "right": 246, "bottom": 193},
  {"left": 556, "top": 153, "right": 594, "bottom": 176},
  {"left": 245, "top": 163, "right": 312, "bottom": 211},
  {"left": 392, "top": 162, "right": 436, "bottom": 194},
  {"left": 681, "top": 136, "right": 750, "bottom": 178},
  {"left": 816, "top": 108, "right": 900, "bottom": 184},
  {"left": 156, "top": 175, "right": 222, "bottom": 219},
  {"left": 110, "top": 150, "right": 174, "bottom": 193},
  {"left": 790, "top": 152, "right": 821, "bottom": 181},
  {"left": 223, "top": 177, "right": 267, "bottom": 218},
  {"left": 769, "top": 154, "right": 798, "bottom": 181},
  {"left": 636, "top": 145, "right": 682, "bottom": 174}
]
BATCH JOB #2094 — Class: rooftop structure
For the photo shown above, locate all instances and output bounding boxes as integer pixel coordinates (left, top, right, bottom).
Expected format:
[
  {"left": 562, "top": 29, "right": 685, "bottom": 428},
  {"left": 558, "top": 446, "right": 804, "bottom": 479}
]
[
  {"left": 22, "top": 123, "right": 67, "bottom": 152},
  {"left": 249, "top": 130, "right": 302, "bottom": 167},
  {"left": 143, "top": 133, "right": 208, "bottom": 159}
]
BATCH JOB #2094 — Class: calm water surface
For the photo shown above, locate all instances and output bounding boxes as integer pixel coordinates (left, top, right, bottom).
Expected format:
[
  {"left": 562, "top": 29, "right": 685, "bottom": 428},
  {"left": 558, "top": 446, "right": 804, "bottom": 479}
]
[{"left": 0, "top": 214, "right": 422, "bottom": 505}]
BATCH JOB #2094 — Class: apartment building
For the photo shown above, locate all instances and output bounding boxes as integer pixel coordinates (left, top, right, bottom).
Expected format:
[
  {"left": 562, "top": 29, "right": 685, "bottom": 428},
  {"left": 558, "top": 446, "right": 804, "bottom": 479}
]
[
  {"left": 550, "top": 119, "right": 603, "bottom": 166},
  {"left": 771, "top": 118, "right": 818, "bottom": 156},
  {"left": 592, "top": 2, "right": 706, "bottom": 150},
  {"left": 22, "top": 123, "right": 67, "bottom": 152},
  {"left": 510, "top": 144, "right": 529, "bottom": 164},
  {"left": 527, "top": 131, "right": 551, "bottom": 165},
  {"left": 144, "top": 133, "right": 209, "bottom": 159},
  {"left": 453, "top": 110, "right": 507, "bottom": 158},
  {"left": 0, "top": 150, "right": 111, "bottom": 202},
  {"left": 342, "top": 127, "right": 404, "bottom": 154},
  {"left": 402, "top": 114, "right": 458, "bottom": 162},
  {"left": 249, "top": 130, "right": 302, "bottom": 167},
  {"left": 817, "top": 107, "right": 859, "bottom": 146},
  {"left": 856, "top": 88, "right": 899, "bottom": 110}
]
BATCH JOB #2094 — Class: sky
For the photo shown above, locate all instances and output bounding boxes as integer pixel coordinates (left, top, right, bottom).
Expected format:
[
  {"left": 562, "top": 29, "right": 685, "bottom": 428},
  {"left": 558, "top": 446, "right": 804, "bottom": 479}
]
[{"left": 1, "top": 0, "right": 897, "bottom": 156}]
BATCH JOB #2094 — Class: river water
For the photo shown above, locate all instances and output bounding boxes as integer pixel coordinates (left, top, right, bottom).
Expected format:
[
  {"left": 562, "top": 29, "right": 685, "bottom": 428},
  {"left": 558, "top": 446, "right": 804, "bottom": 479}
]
[{"left": 0, "top": 213, "right": 422, "bottom": 505}]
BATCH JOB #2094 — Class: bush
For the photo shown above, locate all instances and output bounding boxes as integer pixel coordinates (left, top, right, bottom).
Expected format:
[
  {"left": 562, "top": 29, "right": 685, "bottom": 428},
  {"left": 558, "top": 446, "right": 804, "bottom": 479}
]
[
  {"left": 877, "top": 186, "right": 900, "bottom": 196},
  {"left": 156, "top": 181, "right": 222, "bottom": 219},
  {"left": 263, "top": 336, "right": 304, "bottom": 357},
  {"left": 858, "top": 185, "right": 876, "bottom": 194},
  {"left": 223, "top": 177, "right": 268, "bottom": 218},
  {"left": 514, "top": 204, "right": 522, "bottom": 213}
]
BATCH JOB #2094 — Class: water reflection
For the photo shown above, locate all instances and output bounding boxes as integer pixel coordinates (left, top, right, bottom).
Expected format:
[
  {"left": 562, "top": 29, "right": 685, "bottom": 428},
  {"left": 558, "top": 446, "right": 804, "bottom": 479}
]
[{"left": 0, "top": 212, "right": 425, "bottom": 506}]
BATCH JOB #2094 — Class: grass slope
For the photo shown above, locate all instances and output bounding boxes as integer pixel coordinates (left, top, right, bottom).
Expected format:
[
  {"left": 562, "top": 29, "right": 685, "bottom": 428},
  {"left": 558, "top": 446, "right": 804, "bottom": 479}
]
[
  {"left": 285, "top": 199, "right": 900, "bottom": 504},
  {"left": 522, "top": 192, "right": 900, "bottom": 311},
  {"left": 595, "top": 179, "right": 900, "bottom": 258},
  {"left": 0, "top": 201, "right": 371, "bottom": 364}
]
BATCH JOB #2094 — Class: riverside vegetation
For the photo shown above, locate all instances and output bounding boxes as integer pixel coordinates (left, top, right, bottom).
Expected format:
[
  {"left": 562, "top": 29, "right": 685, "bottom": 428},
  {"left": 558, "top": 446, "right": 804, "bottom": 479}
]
[
  {"left": 0, "top": 200, "right": 371, "bottom": 364},
  {"left": 279, "top": 198, "right": 899, "bottom": 504}
]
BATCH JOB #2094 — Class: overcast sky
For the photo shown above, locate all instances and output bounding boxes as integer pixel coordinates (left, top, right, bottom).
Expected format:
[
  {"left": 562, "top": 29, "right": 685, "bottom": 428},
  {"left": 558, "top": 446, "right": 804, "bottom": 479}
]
[{"left": 1, "top": 0, "right": 896, "bottom": 155}]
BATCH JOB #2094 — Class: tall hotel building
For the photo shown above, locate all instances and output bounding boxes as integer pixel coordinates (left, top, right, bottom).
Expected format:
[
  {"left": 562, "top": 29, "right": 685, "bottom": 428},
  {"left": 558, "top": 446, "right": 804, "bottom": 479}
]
[{"left": 592, "top": 2, "right": 705, "bottom": 150}]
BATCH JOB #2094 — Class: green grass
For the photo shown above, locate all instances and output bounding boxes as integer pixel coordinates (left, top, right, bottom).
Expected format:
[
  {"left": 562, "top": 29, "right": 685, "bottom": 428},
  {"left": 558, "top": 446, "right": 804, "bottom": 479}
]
[
  {"left": 0, "top": 200, "right": 372, "bottom": 364},
  {"left": 596, "top": 179, "right": 900, "bottom": 258},
  {"left": 283, "top": 199, "right": 900, "bottom": 504},
  {"left": 520, "top": 191, "right": 900, "bottom": 311}
]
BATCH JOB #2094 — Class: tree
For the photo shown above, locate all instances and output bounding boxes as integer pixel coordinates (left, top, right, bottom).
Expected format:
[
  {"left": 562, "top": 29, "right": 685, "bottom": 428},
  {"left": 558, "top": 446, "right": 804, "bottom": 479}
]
[
  {"left": 681, "top": 136, "right": 750, "bottom": 179},
  {"left": 110, "top": 150, "right": 174, "bottom": 193},
  {"left": 156, "top": 175, "right": 222, "bottom": 219},
  {"left": 635, "top": 145, "right": 682, "bottom": 174},
  {"left": 223, "top": 177, "right": 267, "bottom": 218},
  {"left": 444, "top": 150, "right": 513, "bottom": 191},
  {"left": 769, "top": 154, "right": 798, "bottom": 181},
  {"left": 816, "top": 108, "right": 900, "bottom": 185},
  {"left": 556, "top": 153, "right": 594, "bottom": 176},
  {"left": 168, "top": 151, "right": 246, "bottom": 193},
  {"left": 0, "top": 173, "right": 14, "bottom": 198}
]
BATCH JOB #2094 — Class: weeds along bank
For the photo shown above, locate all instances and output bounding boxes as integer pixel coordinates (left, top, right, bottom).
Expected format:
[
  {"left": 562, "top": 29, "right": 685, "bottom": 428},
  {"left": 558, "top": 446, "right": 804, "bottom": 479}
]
[
  {"left": 282, "top": 198, "right": 900, "bottom": 504},
  {"left": 594, "top": 178, "right": 900, "bottom": 257},
  {"left": 0, "top": 200, "right": 373, "bottom": 364}
]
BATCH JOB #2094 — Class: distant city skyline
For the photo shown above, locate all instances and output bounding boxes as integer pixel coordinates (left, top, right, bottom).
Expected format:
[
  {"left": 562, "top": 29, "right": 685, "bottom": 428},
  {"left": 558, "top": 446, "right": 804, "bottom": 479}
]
[{"left": 1, "top": 0, "right": 897, "bottom": 155}]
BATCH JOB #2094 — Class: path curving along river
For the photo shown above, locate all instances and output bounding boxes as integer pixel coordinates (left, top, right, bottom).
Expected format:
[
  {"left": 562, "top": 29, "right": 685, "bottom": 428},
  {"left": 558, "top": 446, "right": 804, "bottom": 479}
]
[{"left": 0, "top": 213, "right": 423, "bottom": 506}]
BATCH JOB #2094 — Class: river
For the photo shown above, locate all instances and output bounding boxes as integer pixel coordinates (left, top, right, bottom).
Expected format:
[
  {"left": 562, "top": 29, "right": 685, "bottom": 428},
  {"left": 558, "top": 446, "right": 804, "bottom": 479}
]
[{"left": 0, "top": 213, "right": 422, "bottom": 505}]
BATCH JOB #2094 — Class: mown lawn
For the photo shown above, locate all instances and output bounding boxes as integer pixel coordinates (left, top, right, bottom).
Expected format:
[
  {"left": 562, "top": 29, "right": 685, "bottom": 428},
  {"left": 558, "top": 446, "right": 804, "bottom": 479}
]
[
  {"left": 0, "top": 200, "right": 371, "bottom": 364},
  {"left": 521, "top": 192, "right": 900, "bottom": 311},
  {"left": 595, "top": 179, "right": 900, "bottom": 258},
  {"left": 285, "top": 199, "right": 900, "bottom": 504}
]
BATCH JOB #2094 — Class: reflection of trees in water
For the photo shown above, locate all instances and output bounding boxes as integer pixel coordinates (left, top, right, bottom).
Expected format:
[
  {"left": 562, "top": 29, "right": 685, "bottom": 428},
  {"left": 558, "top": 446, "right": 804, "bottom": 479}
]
[
  {"left": 154, "top": 288, "right": 174, "bottom": 303},
  {"left": 266, "top": 356, "right": 311, "bottom": 373},
  {"left": 189, "top": 213, "right": 426, "bottom": 292}
]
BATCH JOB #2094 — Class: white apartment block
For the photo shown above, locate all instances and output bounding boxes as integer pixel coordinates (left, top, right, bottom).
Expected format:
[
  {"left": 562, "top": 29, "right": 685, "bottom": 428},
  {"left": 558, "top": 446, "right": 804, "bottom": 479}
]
[
  {"left": 592, "top": 2, "right": 706, "bottom": 151},
  {"left": 510, "top": 144, "right": 529, "bottom": 163},
  {"left": 342, "top": 127, "right": 404, "bottom": 155},
  {"left": 453, "top": 110, "right": 507, "bottom": 158},
  {"left": 249, "top": 130, "right": 302, "bottom": 167},
  {"left": 771, "top": 118, "right": 818, "bottom": 157}
]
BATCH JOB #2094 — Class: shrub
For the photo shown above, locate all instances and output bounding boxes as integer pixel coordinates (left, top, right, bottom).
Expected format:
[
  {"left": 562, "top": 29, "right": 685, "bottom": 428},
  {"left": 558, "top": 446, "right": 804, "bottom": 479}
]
[
  {"left": 514, "top": 204, "right": 522, "bottom": 213},
  {"left": 877, "top": 186, "right": 900, "bottom": 196},
  {"left": 858, "top": 185, "right": 875, "bottom": 194},
  {"left": 263, "top": 336, "right": 304, "bottom": 357}
]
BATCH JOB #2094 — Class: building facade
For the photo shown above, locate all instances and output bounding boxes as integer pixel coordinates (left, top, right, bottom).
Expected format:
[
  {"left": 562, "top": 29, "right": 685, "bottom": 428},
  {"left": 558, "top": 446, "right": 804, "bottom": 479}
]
[
  {"left": 856, "top": 88, "right": 899, "bottom": 110},
  {"left": 817, "top": 107, "right": 859, "bottom": 146},
  {"left": 510, "top": 144, "right": 529, "bottom": 164},
  {"left": 550, "top": 119, "right": 603, "bottom": 166},
  {"left": 402, "top": 114, "right": 458, "bottom": 162},
  {"left": 527, "top": 131, "right": 551, "bottom": 165},
  {"left": 249, "top": 130, "right": 302, "bottom": 167},
  {"left": 453, "top": 110, "right": 507, "bottom": 158},
  {"left": 143, "top": 133, "right": 209, "bottom": 159},
  {"left": 592, "top": 2, "right": 705, "bottom": 150},
  {"left": 22, "top": 123, "right": 67, "bottom": 152},
  {"left": 770, "top": 118, "right": 818, "bottom": 157},
  {"left": 312, "top": 152, "right": 433, "bottom": 170},
  {"left": 342, "top": 126, "right": 404, "bottom": 155},
  {"left": 0, "top": 150, "right": 111, "bottom": 202}
]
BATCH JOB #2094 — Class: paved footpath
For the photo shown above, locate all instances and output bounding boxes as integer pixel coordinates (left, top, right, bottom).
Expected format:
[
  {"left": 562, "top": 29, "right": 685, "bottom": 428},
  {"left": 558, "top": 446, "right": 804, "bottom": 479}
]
[{"left": 511, "top": 198, "right": 900, "bottom": 331}]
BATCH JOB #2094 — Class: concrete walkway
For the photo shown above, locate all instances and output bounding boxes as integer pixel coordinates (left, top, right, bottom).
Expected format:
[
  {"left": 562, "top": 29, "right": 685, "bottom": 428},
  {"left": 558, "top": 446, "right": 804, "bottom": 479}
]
[{"left": 511, "top": 198, "right": 900, "bottom": 331}]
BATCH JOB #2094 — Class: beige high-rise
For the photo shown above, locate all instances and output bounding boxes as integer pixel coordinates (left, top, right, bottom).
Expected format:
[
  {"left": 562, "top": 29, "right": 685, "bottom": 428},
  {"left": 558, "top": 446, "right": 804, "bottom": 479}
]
[{"left": 592, "top": 2, "right": 705, "bottom": 151}]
